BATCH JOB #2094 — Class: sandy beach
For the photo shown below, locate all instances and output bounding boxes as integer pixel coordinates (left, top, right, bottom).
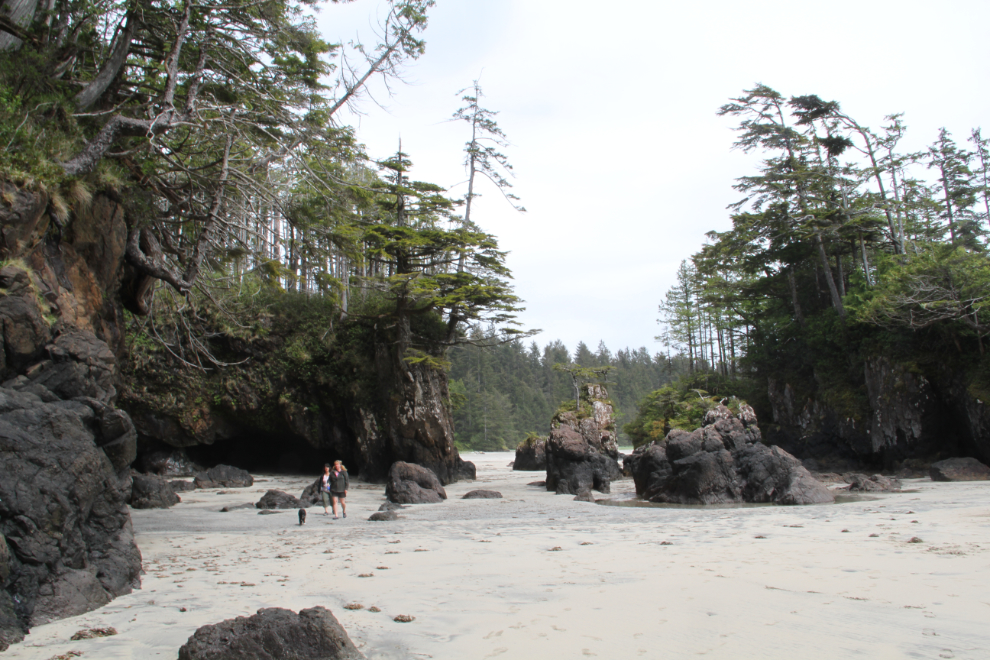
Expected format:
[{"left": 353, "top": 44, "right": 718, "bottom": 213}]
[{"left": 5, "top": 452, "right": 990, "bottom": 659}]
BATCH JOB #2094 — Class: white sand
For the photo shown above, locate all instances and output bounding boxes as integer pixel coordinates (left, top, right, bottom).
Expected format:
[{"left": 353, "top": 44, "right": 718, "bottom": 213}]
[{"left": 6, "top": 452, "right": 990, "bottom": 659}]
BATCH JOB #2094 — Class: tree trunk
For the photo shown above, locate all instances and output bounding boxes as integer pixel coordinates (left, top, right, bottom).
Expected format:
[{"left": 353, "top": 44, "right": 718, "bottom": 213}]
[
  {"left": 787, "top": 268, "right": 806, "bottom": 328},
  {"left": 815, "top": 232, "right": 846, "bottom": 320}
]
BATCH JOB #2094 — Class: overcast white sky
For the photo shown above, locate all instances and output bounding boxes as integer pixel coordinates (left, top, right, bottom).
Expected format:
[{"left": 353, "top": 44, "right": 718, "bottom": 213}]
[{"left": 318, "top": 0, "right": 990, "bottom": 356}]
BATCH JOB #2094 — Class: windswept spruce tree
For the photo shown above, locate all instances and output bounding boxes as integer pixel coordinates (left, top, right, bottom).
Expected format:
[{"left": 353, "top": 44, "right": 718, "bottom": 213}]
[
  {"left": 0, "top": 0, "right": 536, "bottom": 373},
  {"left": 647, "top": 84, "right": 990, "bottom": 445}
]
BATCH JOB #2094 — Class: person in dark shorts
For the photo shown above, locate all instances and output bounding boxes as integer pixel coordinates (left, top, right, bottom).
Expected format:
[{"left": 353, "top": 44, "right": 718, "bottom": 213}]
[{"left": 329, "top": 459, "right": 349, "bottom": 519}]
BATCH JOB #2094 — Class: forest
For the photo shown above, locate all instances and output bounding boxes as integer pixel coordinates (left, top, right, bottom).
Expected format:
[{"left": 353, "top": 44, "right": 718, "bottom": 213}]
[{"left": 632, "top": 85, "right": 990, "bottom": 459}]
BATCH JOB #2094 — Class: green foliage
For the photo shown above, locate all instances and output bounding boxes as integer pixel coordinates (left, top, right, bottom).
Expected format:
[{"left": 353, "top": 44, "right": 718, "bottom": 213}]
[{"left": 623, "top": 375, "right": 750, "bottom": 448}]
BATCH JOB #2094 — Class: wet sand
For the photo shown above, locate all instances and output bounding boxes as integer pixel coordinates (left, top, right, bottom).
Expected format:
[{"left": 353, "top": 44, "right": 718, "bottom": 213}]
[{"left": 6, "top": 452, "right": 990, "bottom": 659}]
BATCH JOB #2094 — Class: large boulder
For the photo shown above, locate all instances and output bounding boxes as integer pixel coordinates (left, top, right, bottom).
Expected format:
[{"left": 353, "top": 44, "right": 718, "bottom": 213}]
[
  {"left": 177, "top": 606, "right": 364, "bottom": 660},
  {"left": 513, "top": 436, "right": 547, "bottom": 471},
  {"left": 138, "top": 449, "right": 203, "bottom": 477},
  {"left": 194, "top": 464, "right": 253, "bottom": 489},
  {"left": 256, "top": 490, "right": 302, "bottom": 510},
  {"left": 385, "top": 462, "right": 447, "bottom": 504},
  {"left": 0, "top": 388, "right": 142, "bottom": 628},
  {"left": 625, "top": 405, "right": 834, "bottom": 505},
  {"left": 129, "top": 473, "right": 180, "bottom": 509},
  {"left": 930, "top": 457, "right": 990, "bottom": 482},
  {"left": 545, "top": 386, "right": 622, "bottom": 495}
]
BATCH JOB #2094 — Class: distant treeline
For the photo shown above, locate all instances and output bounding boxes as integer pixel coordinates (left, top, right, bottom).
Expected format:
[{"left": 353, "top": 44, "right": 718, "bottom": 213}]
[{"left": 447, "top": 333, "right": 696, "bottom": 450}]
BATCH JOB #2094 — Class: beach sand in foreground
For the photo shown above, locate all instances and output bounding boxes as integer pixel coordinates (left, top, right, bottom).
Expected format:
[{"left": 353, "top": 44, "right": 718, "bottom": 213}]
[{"left": 5, "top": 452, "right": 990, "bottom": 659}]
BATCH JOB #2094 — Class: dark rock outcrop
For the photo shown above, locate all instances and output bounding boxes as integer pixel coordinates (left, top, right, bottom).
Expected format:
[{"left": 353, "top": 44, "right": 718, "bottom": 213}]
[
  {"left": 300, "top": 477, "right": 324, "bottom": 506},
  {"left": 129, "top": 473, "right": 180, "bottom": 509},
  {"left": 138, "top": 449, "right": 203, "bottom": 477},
  {"left": 513, "top": 436, "right": 546, "bottom": 471},
  {"left": 256, "top": 490, "right": 302, "bottom": 510},
  {"left": 930, "top": 457, "right": 990, "bottom": 481},
  {"left": 625, "top": 405, "right": 834, "bottom": 505},
  {"left": 0, "top": 387, "right": 142, "bottom": 628},
  {"left": 385, "top": 462, "right": 447, "bottom": 504},
  {"left": 767, "top": 357, "right": 990, "bottom": 470},
  {"left": 194, "top": 464, "right": 253, "bottom": 489},
  {"left": 0, "top": 533, "right": 25, "bottom": 651},
  {"left": 846, "top": 473, "right": 902, "bottom": 492},
  {"left": 545, "top": 385, "right": 622, "bottom": 495},
  {"left": 462, "top": 490, "right": 502, "bottom": 499},
  {"left": 170, "top": 480, "right": 196, "bottom": 492},
  {"left": 177, "top": 606, "right": 364, "bottom": 660},
  {"left": 368, "top": 511, "right": 399, "bottom": 521},
  {"left": 455, "top": 457, "right": 477, "bottom": 481}
]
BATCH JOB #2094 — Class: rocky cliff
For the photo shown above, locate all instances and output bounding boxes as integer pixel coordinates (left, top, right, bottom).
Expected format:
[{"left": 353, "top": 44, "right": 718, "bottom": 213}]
[
  {"left": 765, "top": 356, "right": 990, "bottom": 471},
  {"left": 0, "top": 184, "right": 141, "bottom": 648}
]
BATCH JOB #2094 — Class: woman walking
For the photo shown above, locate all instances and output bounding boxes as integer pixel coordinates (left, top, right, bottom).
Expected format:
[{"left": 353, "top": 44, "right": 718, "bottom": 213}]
[
  {"left": 320, "top": 464, "right": 333, "bottom": 516},
  {"left": 328, "top": 460, "right": 349, "bottom": 519}
]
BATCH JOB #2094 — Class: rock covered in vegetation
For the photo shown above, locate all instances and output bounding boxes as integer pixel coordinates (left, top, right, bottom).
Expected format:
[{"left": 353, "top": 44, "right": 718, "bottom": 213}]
[
  {"left": 625, "top": 405, "right": 834, "bottom": 505},
  {"left": 930, "top": 457, "right": 990, "bottom": 481},
  {"left": 385, "top": 462, "right": 447, "bottom": 504},
  {"left": 128, "top": 473, "right": 180, "bottom": 509},
  {"left": 194, "top": 464, "right": 253, "bottom": 489},
  {"left": 513, "top": 435, "right": 546, "bottom": 471},
  {"left": 545, "top": 386, "right": 622, "bottom": 495},
  {"left": 256, "top": 490, "right": 302, "bottom": 510},
  {"left": 177, "top": 606, "right": 364, "bottom": 660},
  {"left": 462, "top": 490, "right": 502, "bottom": 499}
]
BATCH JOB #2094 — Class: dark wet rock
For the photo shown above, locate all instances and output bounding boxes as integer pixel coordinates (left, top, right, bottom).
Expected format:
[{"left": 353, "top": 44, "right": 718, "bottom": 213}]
[
  {"left": 462, "top": 490, "right": 502, "bottom": 499},
  {"left": 846, "top": 473, "right": 902, "bottom": 492},
  {"left": 177, "top": 606, "right": 364, "bottom": 660},
  {"left": 0, "top": 533, "right": 25, "bottom": 651},
  {"left": 385, "top": 462, "right": 446, "bottom": 504},
  {"left": 573, "top": 490, "right": 595, "bottom": 503},
  {"left": 256, "top": 490, "right": 302, "bottom": 510},
  {"left": 930, "top": 457, "right": 990, "bottom": 482},
  {"left": 378, "top": 502, "right": 406, "bottom": 512},
  {"left": 514, "top": 436, "right": 547, "bottom": 471},
  {"left": 220, "top": 503, "right": 255, "bottom": 512},
  {"left": 258, "top": 510, "right": 282, "bottom": 515},
  {"left": 129, "top": 473, "right": 180, "bottom": 509},
  {"left": 139, "top": 449, "right": 203, "bottom": 477},
  {"left": 626, "top": 405, "right": 834, "bottom": 506},
  {"left": 545, "top": 385, "right": 621, "bottom": 496},
  {"left": 0, "top": 388, "right": 142, "bottom": 628},
  {"left": 368, "top": 511, "right": 399, "bottom": 522},
  {"left": 194, "top": 464, "right": 253, "bottom": 489},
  {"left": 299, "top": 477, "right": 324, "bottom": 506},
  {"left": 170, "top": 480, "right": 196, "bottom": 492},
  {"left": 527, "top": 480, "right": 546, "bottom": 487},
  {"left": 455, "top": 457, "right": 476, "bottom": 481}
]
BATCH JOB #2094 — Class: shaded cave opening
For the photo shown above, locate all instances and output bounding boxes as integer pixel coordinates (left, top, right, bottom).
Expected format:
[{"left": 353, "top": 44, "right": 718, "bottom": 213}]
[{"left": 136, "top": 431, "right": 359, "bottom": 478}]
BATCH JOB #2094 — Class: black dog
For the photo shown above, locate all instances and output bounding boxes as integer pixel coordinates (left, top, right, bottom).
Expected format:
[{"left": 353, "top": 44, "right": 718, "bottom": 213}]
[{"left": 298, "top": 508, "right": 307, "bottom": 525}]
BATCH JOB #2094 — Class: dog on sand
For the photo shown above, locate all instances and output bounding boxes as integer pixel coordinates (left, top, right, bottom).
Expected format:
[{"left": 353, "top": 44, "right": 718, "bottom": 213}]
[{"left": 298, "top": 508, "right": 307, "bottom": 525}]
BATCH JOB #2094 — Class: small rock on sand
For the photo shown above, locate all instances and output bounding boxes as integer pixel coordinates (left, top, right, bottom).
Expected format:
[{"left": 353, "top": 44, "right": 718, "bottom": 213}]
[{"left": 462, "top": 490, "right": 502, "bottom": 499}]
